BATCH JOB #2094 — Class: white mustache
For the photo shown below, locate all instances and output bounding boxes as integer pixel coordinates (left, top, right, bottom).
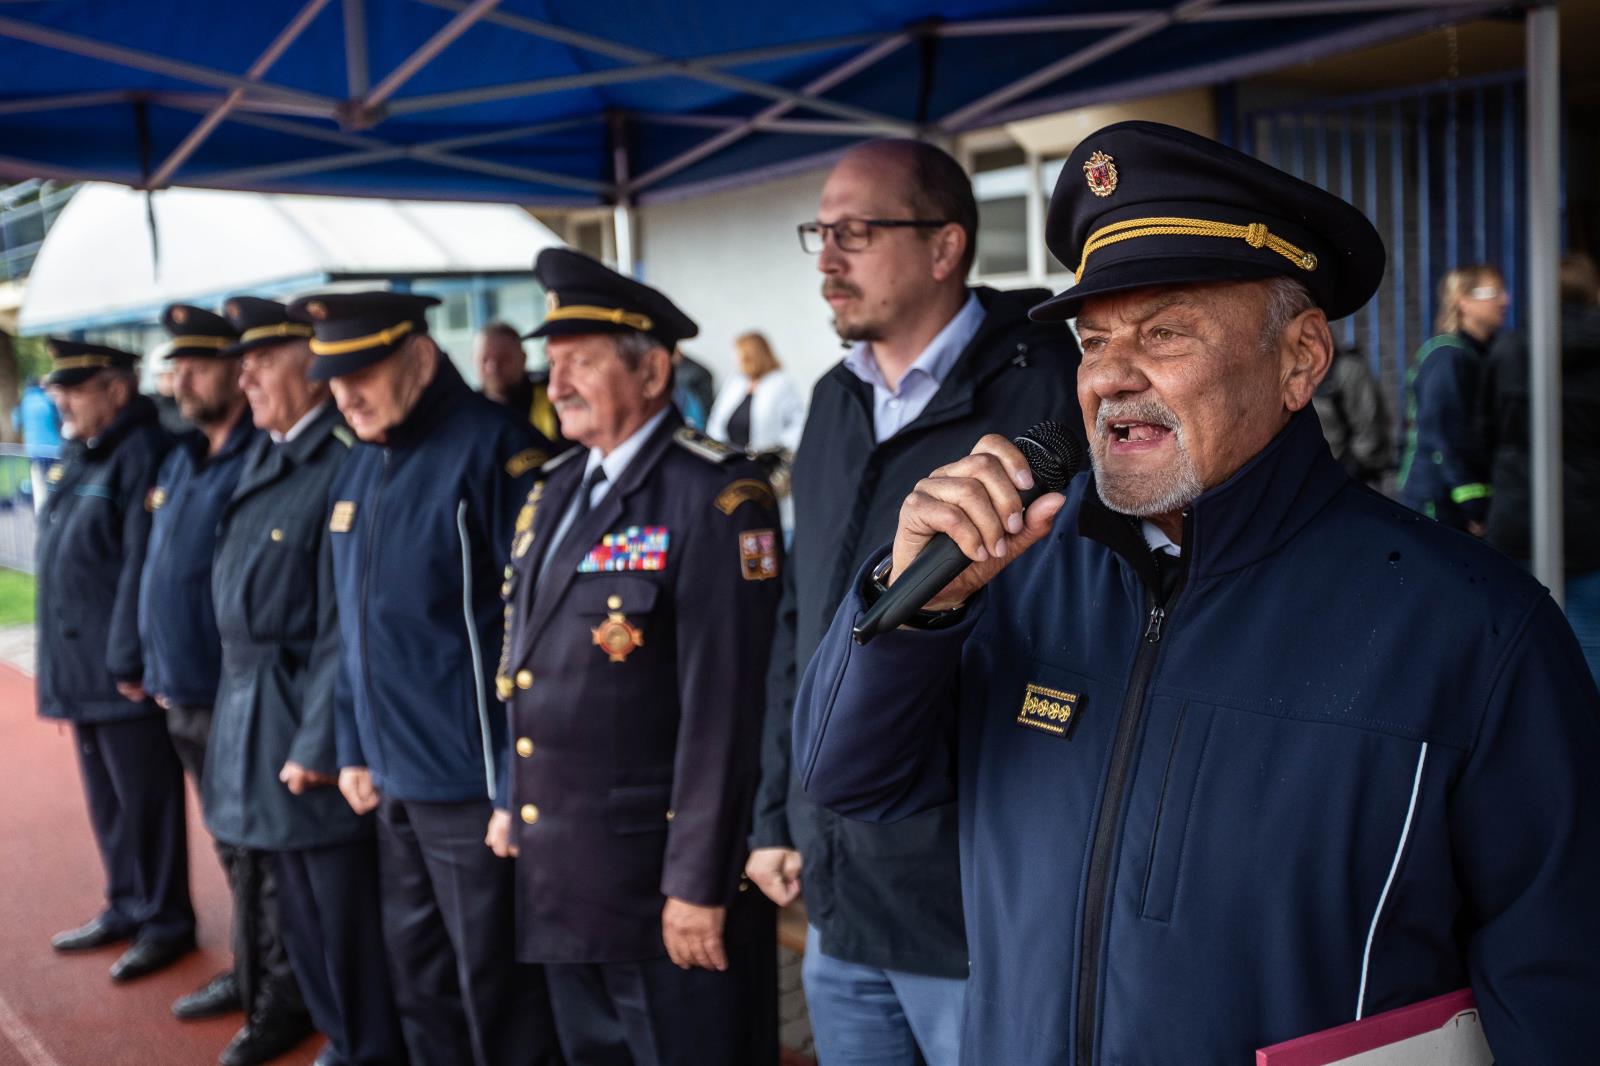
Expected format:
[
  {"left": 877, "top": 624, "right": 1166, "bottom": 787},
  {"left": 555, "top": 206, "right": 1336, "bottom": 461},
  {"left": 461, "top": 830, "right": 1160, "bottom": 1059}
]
[{"left": 1096, "top": 401, "right": 1177, "bottom": 436}]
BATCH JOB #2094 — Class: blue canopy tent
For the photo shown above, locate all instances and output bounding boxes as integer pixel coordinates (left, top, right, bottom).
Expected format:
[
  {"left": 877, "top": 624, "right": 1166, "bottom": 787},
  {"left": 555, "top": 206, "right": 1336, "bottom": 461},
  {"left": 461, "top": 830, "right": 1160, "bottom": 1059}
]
[{"left": 0, "top": 0, "right": 1568, "bottom": 593}]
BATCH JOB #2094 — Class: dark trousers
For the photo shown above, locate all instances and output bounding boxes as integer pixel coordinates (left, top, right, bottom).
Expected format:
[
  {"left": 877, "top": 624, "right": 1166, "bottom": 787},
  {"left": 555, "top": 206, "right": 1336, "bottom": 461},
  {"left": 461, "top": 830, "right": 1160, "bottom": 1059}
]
[
  {"left": 72, "top": 715, "right": 194, "bottom": 942},
  {"left": 376, "top": 796, "right": 562, "bottom": 1066},
  {"left": 275, "top": 841, "right": 406, "bottom": 1065},
  {"left": 166, "top": 703, "right": 301, "bottom": 1016},
  {"left": 544, "top": 956, "right": 750, "bottom": 1066}
]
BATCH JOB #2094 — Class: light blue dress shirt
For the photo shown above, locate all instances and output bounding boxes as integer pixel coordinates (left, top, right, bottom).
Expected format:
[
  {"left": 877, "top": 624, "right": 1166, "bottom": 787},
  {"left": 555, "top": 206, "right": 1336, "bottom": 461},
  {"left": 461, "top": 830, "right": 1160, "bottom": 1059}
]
[{"left": 841, "top": 292, "right": 986, "bottom": 443}]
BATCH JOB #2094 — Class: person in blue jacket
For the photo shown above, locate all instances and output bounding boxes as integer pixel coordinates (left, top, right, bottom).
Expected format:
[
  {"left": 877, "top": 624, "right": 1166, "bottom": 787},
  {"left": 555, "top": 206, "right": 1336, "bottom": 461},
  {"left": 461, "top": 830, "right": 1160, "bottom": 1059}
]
[
  {"left": 293, "top": 291, "right": 561, "bottom": 1066},
  {"left": 137, "top": 305, "right": 311, "bottom": 1059},
  {"left": 1396, "top": 264, "right": 1508, "bottom": 532},
  {"left": 36, "top": 339, "right": 193, "bottom": 982},
  {"left": 794, "top": 122, "right": 1600, "bottom": 1065},
  {"left": 17, "top": 376, "right": 62, "bottom": 511}
]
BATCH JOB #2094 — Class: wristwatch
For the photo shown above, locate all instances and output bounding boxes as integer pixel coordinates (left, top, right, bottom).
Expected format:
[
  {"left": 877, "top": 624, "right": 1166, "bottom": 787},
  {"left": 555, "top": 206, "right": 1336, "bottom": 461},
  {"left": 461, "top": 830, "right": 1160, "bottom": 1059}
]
[{"left": 860, "top": 554, "right": 972, "bottom": 630}]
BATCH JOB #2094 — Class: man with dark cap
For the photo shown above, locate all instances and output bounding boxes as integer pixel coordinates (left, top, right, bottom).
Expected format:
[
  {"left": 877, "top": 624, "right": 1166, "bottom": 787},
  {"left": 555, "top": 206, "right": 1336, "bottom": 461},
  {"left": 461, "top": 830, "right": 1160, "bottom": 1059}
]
[
  {"left": 489, "top": 248, "right": 782, "bottom": 1066},
  {"left": 36, "top": 339, "right": 193, "bottom": 982},
  {"left": 136, "top": 305, "right": 299, "bottom": 1054},
  {"left": 794, "top": 122, "right": 1600, "bottom": 1063},
  {"left": 207, "top": 296, "right": 405, "bottom": 1066},
  {"left": 294, "top": 290, "right": 560, "bottom": 1066}
]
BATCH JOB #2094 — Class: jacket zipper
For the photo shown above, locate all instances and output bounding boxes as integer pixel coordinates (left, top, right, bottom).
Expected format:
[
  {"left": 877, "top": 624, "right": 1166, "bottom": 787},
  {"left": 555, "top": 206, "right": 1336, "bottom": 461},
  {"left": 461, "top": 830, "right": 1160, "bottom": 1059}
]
[
  {"left": 359, "top": 449, "right": 391, "bottom": 769},
  {"left": 1074, "top": 574, "right": 1184, "bottom": 1066}
]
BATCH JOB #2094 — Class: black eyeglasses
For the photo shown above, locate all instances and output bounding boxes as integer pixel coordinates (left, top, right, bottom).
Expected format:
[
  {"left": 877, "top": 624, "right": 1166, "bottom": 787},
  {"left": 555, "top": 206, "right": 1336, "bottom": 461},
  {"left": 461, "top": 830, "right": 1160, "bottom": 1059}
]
[{"left": 797, "top": 217, "right": 950, "bottom": 254}]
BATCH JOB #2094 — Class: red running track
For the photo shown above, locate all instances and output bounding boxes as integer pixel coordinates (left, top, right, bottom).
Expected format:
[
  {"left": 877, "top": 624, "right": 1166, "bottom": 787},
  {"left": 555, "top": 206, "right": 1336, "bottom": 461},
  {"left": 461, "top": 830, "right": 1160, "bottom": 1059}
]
[{"left": 0, "top": 662, "right": 319, "bottom": 1066}]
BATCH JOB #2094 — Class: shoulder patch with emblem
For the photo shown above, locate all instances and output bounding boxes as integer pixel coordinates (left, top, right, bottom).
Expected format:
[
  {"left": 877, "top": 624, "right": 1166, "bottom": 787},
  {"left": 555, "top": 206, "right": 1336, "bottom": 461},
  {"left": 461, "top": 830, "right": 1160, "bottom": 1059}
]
[
  {"left": 674, "top": 426, "right": 737, "bottom": 464},
  {"left": 505, "top": 447, "right": 547, "bottom": 478},
  {"left": 714, "top": 478, "right": 775, "bottom": 516},
  {"left": 738, "top": 528, "right": 780, "bottom": 582},
  {"left": 329, "top": 500, "right": 356, "bottom": 533},
  {"left": 331, "top": 425, "right": 355, "bottom": 449}
]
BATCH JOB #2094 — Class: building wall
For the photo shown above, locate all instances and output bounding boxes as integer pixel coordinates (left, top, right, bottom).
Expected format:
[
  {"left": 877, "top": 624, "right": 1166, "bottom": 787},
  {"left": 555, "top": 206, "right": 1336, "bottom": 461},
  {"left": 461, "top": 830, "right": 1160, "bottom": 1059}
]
[{"left": 638, "top": 168, "right": 841, "bottom": 395}]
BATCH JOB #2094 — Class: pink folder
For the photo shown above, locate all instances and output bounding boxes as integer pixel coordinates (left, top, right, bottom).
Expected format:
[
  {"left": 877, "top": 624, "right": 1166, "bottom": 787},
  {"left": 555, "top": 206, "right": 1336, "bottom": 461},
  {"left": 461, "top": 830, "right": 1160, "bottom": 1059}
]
[{"left": 1256, "top": 989, "right": 1492, "bottom": 1065}]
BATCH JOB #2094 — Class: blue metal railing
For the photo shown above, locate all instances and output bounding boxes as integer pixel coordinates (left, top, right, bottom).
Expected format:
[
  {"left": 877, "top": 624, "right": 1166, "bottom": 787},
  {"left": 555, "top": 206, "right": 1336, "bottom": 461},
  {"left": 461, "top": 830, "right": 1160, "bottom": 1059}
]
[{"left": 1243, "top": 71, "right": 1529, "bottom": 443}]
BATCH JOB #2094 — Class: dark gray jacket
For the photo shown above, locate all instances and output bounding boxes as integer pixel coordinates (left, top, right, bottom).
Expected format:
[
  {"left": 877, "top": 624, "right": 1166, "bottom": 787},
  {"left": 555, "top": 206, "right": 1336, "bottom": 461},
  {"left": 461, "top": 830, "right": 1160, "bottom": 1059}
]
[
  {"left": 36, "top": 395, "right": 173, "bottom": 722},
  {"left": 204, "top": 403, "right": 369, "bottom": 850},
  {"left": 750, "top": 286, "right": 1082, "bottom": 976}
]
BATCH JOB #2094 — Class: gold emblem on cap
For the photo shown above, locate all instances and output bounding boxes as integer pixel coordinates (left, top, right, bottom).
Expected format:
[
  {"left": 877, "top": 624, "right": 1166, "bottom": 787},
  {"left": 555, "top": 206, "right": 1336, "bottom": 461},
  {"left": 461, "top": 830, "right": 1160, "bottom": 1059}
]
[
  {"left": 225, "top": 300, "right": 238, "bottom": 317},
  {"left": 306, "top": 301, "right": 328, "bottom": 320},
  {"left": 1084, "top": 150, "right": 1118, "bottom": 198},
  {"left": 171, "top": 306, "right": 189, "bottom": 325},
  {"left": 545, "top": 290, "right": 561, "bottom": 313}
]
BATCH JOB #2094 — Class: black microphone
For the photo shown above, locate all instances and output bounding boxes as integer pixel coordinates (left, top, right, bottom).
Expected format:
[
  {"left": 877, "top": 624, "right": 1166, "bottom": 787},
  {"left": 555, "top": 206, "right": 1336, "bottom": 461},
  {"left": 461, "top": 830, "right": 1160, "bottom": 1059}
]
[{"left": 852, "top": 421, "right": 1083, "bottom": 645}]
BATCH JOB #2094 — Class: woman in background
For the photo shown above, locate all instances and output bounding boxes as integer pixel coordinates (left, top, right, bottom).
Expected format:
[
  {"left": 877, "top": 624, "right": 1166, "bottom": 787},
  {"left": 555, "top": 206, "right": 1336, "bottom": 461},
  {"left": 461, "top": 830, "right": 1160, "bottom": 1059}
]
[{"left": 707, "top": 331, "right": 805, "bottom": 454}]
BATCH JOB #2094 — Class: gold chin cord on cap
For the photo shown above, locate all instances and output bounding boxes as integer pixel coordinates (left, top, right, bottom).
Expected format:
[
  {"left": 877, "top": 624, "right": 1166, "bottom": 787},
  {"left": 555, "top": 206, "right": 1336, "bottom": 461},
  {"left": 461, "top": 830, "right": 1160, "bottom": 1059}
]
[
  {"left": 240, "top": 322, "right": 315, "bottom": 344},
  {"left": 51, "top": 355, "right": 114, "bottom": 371},
  {"left": 1074, "top": 217, "right": 1319, "bottom": 281},
  {"left": 310, "top": 320, "right": 416, "bottom": 357},
  {"left": 542, "top": 305, "right": 654, "bottom": 333},
  {"left": 166, "top": 334, "right": 235, "bottom": 350}
]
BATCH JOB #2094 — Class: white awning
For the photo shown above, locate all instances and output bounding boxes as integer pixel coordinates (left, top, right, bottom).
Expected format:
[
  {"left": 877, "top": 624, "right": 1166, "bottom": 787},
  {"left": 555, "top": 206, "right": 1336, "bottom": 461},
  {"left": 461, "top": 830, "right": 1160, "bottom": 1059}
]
[{"left": 18, "top": 182, "right": 561, "bottom": 332}]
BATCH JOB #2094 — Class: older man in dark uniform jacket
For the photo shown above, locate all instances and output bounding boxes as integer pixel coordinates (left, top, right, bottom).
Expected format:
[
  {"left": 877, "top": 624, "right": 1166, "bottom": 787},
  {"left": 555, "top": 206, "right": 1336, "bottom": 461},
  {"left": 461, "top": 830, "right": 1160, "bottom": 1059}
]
[
  {"left": 136, "top": 305, "right": 309, "bottom": 1059},
  {"left": 300, "top": 291, "right": 560, "bottom": 1066},
  {"left": 37, "top": 340, "right": 193, "bottom": 982},
  {"left": 209, "top": 296, "right": 405, "bottom": 1066},
  {"left": 491, "top": 248, "right": 782, "bottom": 1066}
]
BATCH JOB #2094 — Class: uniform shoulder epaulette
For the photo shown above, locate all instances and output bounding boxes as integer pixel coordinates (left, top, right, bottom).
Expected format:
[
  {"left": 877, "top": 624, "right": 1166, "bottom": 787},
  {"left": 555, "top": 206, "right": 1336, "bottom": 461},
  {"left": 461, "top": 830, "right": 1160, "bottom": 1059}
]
[{"left": 673, "top": 426, "right": 739, "bottom": 464}]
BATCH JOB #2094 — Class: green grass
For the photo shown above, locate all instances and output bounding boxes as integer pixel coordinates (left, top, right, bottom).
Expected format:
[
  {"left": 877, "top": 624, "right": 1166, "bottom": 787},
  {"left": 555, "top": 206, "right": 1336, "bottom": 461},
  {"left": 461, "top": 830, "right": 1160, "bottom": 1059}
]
[{"left": 0, "top": 567, "right": 35, "bottom": 627}]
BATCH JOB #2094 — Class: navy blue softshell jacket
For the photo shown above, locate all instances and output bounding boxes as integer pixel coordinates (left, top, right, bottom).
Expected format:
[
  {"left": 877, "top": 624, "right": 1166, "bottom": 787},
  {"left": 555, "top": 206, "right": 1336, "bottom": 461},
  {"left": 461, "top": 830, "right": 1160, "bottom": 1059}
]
[
  {"left": 1398, "top": 331, "right": 1493, "bottom": 528},
  {"left": 329, "top": 359, "right": 548, "bottom": 803},
  {"left": 795, "top": 408, "right": 1600, "bottom": 1065},
  {"left": 137, "top": 412, "right": 258, "bottom": 708}
]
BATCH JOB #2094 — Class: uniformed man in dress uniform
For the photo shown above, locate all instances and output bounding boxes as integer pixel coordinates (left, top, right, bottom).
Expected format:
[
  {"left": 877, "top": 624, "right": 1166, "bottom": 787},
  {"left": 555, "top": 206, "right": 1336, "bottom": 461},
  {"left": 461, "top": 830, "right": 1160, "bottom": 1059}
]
[
  {"left": 209, "top": 296, "right": 405, "bottom": 1066},
  {"left": 37, "top": 339, "right": 193, "bottom": 982},
  {"left": 490, "top": 248, "right": 783, "bottom": 1065},
  {"left": 135, "top": 304, "right": 315, "bottom": 1064},
  {"left": 295, "top": 291, "right": 561, "bottom": 1066}
]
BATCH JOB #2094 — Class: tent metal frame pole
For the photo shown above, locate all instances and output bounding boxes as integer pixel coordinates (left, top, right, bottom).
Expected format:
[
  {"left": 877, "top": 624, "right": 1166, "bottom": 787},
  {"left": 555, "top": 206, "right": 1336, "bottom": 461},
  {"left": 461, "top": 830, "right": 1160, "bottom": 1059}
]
[
  {"left": 0, "top": 14, "right": 336, "bottom": 114},
  {"left": 629, "top": 32, "right": 912, "bottom": 195},
  {"left": 625, "top": 113, "right": 908, "bottom": 137},
  {"left": 344, "top": 0, "right": 369, "bottom": 98},
  {"left": 1192, "top": 0, "right": 1492, "bottom": 20},
  {"left": 361, "top": 0, "right": 500, "bottom": 111},
  {"left": 194, "top": 109, "right": 613, "bottom": 195},
  {"left": 0, "top": 90, "right": 131, "bottom": 116},
  {"left": 404, "top": 0, "right": 907, "bottom": 126},
  {"left": 148, "top": 0, "right": 333, "bottom": 189},
  {"left": 1526, "top": 2, "right": 1562, "bottom": 602}
]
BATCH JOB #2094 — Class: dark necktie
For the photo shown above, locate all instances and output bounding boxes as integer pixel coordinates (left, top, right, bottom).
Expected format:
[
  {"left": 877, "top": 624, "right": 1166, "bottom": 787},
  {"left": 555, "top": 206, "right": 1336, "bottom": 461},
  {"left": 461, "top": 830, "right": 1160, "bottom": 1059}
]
[{"left": 576, "top": 465, "right": 608, "bottom": 518}]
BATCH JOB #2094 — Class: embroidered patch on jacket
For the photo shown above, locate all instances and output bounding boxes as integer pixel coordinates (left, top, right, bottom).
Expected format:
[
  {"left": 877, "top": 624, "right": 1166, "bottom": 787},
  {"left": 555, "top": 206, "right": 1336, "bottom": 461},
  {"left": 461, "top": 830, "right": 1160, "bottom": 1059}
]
[
  {"left": 505, "top": 448, "right": 546, "bottom": 478},
  {"left": 714, "top": 478, "right": 775, "bottom": 515},
  {"left": 46, "top": 463, "right": 64, "bottom": 484},
  {"left": 329, "top": 500, "right": 357, "bottom": 533},
  {"left": 145, "top": 486, "right": 167, "bottom": 512},
  {"left": 738, "top": 528, "right": 779, "bottom": 582},
  {"left": 577, "top": 526, "right": 669, "bottom": 572},
  {"left": 1017, "top": 683, "right": 1079, "bottom": 736}
]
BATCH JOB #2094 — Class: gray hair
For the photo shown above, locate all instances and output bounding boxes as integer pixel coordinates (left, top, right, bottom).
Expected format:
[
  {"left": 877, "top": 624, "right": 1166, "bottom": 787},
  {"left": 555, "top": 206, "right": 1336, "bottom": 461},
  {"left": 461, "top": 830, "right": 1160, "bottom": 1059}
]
[
  {"left": 1260, "top": 277, "right": 1317, "bottom": 354},
  {"left": 613, "top": 329, "right": 663, "bottom": 369}
]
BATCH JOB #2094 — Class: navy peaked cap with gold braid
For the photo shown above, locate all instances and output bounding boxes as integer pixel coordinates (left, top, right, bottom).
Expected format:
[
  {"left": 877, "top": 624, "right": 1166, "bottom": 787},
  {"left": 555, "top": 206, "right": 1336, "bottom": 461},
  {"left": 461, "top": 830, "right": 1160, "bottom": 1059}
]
[
  {"left": 1030, "top": 121, "right": 1385, "bottom": 323},
  {"left": 287, "top": 291, "right": 441, "bottom": 380},
  {"left": 223, "top": 296, "right": 315, "bottom": 356},
  {"left": 158, "top": 303, "right": 240, "bottom": 361},
  {"left": 528, "top": 248, "right": 697, "bottom": 350},
  {"left": 44, "top": 338, "right": 139, "bottom": 387}
]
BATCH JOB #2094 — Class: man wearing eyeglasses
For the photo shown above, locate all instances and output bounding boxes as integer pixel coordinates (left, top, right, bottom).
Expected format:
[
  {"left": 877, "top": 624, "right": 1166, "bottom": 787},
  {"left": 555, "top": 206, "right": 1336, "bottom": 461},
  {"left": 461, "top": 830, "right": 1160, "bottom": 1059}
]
[{"left": 744, "top": 138, "right": 1082, "bottom": 1066}]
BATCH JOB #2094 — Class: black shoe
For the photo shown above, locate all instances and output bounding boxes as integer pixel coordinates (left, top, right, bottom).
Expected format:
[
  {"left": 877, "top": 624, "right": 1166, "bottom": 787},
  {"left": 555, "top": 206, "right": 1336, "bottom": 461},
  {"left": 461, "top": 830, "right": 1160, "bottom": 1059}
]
[
  {"left": 217, "top": 1010, "right": 315, "bottom": 1066},
  {"left": 51, "top": 916, "right": 134, "bottom": 953},
  {"left": 172, "top": 970, "right": 242, "bottom": 1020},
  {"left": 108, "top": 934, "right": 196, "bottom": 983}
]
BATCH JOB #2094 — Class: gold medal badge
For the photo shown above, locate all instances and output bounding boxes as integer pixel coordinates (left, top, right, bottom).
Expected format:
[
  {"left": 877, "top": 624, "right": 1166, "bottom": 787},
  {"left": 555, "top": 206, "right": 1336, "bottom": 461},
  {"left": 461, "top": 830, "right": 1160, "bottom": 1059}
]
[{"left": 591, "top": 594, "right": 644, "bottom": 663}]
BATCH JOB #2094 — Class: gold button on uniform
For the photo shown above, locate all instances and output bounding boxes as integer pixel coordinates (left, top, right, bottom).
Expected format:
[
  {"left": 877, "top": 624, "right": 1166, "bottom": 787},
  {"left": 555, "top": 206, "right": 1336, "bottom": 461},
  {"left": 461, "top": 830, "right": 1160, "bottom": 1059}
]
[
  {"left": 516, "top": 670, "right": 533, "bottom": 689},
  {"left": 270, "top": 528, "right": 284, "bottom": 542},
  {"left": 665, "top": 809, "right": 675, "bottom": 823},
  {"left": 520, "top": 804, "right": 539, "bottom": 824},
  {"left": 607, "top": 595, "right": 622, "bottom": 610},
  {"left": 516, "top": 737, "right": 534, "bottom": 758}
]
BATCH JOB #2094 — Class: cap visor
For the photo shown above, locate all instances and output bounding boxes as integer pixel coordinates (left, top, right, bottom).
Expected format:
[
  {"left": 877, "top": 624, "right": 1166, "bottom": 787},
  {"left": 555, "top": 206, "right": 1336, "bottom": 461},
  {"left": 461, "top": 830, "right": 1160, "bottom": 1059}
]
[{"left": 1029, "top": 258, "right": 1284, "bottom": 322}]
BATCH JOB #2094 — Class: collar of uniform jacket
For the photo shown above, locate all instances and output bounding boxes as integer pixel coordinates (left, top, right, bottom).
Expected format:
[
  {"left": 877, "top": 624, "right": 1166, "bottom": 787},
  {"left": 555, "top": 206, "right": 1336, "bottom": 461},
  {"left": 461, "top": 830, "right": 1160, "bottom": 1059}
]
[
  {"left": 1078, "top": 406, "right": 1345, "bottom": 586},
  {"left": 83, "top": 393, "right": 160, "bottom": 456},
  {"left": 382, "top": 355, "right": 471, "bottom": 449},
  {"left": 279, "top": 401, "right": 346, "bottom": 465}
]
